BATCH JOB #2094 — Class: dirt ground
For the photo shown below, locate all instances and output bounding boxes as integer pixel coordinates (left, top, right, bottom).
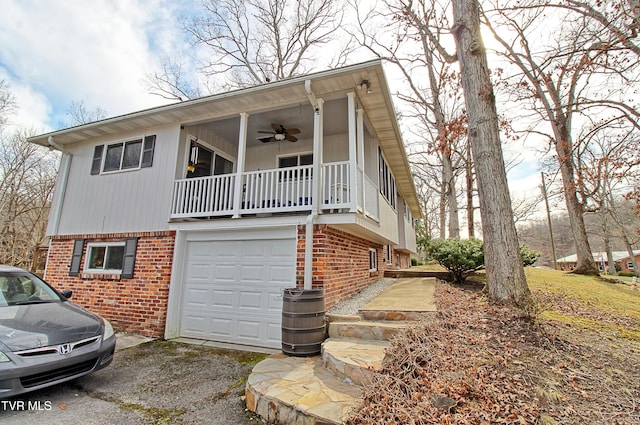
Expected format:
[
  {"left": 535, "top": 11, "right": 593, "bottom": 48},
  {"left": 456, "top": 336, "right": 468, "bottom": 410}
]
[
  {"left": 0, "top": 341, "right": 268, "bottom": 425},
  {"left": 348, "top": 282, "right": 640, "bottom": 425}
]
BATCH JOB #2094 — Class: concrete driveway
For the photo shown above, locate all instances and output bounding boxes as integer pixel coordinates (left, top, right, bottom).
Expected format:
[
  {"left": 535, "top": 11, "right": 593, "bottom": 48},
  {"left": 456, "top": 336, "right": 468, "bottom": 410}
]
[{"left": 0, "top": 338, "right": 270, "bottom": 425}]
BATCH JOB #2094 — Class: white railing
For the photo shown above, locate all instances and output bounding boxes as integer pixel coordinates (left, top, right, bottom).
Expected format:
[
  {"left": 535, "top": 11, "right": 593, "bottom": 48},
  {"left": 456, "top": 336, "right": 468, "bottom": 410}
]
[
  {"left": 171, "top": 174, "right": 235, "bottom": 218},
  {"left": 241, "top": 165, "right": 313, "bottom": 213},
  {"left": 322, "top": 161, "right": 350, "bottom": 210},
  {"left": 170, "top": 162, "right": 362, "bottom": 218}
]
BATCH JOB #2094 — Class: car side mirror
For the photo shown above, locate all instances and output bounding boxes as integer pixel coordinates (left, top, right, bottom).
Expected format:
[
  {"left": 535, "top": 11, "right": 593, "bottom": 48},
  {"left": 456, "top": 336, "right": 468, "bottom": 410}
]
[{"left": 60, "top": 289, "right": 73, "bottom": 299}]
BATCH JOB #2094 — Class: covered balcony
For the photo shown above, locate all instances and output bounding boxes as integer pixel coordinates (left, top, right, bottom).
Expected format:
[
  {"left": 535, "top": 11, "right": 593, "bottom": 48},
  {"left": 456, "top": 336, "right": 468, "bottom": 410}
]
[{"left": 169, "top": 94, "right": 383, "bottom": 222}]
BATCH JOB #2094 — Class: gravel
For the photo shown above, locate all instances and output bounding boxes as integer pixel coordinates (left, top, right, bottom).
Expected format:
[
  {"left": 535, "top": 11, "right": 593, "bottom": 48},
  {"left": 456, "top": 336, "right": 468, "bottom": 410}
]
[{"left": 327, "top": 277, "right": 396, "bottom": 316}]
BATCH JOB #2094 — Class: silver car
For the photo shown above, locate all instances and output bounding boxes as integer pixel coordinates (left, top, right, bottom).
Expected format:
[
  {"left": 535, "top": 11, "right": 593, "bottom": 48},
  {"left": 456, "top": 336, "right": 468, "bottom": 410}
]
[{"left": 0, "top": 265, "right": 116, "bottom": 398}]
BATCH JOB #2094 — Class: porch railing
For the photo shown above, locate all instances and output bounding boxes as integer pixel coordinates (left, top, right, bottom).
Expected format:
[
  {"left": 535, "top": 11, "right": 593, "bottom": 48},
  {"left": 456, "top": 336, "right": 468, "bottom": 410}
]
[{"left": 170, "top": 162, "right": 357, "bottom": 218}]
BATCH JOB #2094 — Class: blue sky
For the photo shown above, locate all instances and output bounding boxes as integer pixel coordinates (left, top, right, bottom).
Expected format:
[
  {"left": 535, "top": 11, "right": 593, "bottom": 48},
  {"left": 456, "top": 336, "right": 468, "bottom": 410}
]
[{"left": 0, "top": 0, "right": 201, "bottom": 132}]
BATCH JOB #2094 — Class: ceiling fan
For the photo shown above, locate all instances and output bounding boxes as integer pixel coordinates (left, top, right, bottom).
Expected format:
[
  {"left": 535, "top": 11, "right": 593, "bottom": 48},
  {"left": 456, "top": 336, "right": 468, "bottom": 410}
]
[{"left": 257, "top": 123, "right": 300, "bottom": 143}]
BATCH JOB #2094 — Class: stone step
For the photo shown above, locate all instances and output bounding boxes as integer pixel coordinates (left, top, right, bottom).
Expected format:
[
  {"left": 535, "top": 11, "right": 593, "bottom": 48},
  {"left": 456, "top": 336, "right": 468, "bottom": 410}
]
[
  {"left": 358, "top": 310, "right": 427, "bottom": 321},
  {"left": 321, "top": 338, "right": 388, "bottom": 386},
  {"left": 327, "top": 319, "right": 408, "bottom": 341},
  {"left": 246, "top": 353, "right": 361, "bottom": 425}
]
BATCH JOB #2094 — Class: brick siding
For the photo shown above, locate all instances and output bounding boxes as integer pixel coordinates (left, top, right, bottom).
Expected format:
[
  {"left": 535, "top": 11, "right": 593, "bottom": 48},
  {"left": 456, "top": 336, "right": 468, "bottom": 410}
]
[
  {"left": 44, "top": 231, "right": 175, "bottom": 338},
  {"left": 45, "top": 226, "right": 405, "bottom": 339},
  {"left": 296, "top": 225, "right": 385, "bottom": 310}
]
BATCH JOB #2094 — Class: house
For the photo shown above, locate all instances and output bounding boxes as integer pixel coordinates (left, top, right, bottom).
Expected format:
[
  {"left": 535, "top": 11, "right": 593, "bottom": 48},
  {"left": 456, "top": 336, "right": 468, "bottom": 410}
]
[
  {"left": 556, "top": 251, "right": 640, "bottom": 273},
  {"left": 28, "top": 60, "right": 421, "bottom": 349}
]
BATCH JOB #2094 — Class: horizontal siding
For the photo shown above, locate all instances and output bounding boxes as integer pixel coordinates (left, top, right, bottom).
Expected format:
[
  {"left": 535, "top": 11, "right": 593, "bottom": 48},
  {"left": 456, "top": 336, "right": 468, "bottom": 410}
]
[{"left": 50, "top": 125, "right": 180, "bottom": 235}]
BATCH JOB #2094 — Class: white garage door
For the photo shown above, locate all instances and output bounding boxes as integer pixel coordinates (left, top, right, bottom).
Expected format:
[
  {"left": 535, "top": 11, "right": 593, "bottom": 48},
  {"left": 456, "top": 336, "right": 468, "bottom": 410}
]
[{"left": 179, "top": 229, "right": 296, "bottom": 348}]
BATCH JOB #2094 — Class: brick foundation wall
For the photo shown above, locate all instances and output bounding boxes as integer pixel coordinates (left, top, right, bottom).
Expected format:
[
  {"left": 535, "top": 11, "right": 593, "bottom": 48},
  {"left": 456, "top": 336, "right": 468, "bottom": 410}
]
[
  {"left": 44, "top": 231, "right": 175, "bottom": 338},
  {"left": 296, "top": 225, "right": 385, "bottom": 310}
]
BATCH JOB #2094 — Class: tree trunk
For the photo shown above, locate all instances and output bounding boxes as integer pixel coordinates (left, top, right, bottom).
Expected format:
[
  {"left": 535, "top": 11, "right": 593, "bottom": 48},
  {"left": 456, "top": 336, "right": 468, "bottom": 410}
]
[
  {"left": 601, "top": 209, "right": 617, "bottom": 275},
  {"left": 443, "top": 153, "right": 460, "bottom": 238},
  {"left": 554, "top": 127, "right": 598, "bottom": 275},
  {"left": 451, "top": 0, "right": 531, "bottom": 309},
  {"left": 465, "top": 140, "right": 475, "bottom": 238},
  {"left": 439, "top": 172, "right": 447, "bottom": 238},
  {"left": 622, "top": 233, "right": 640, "bottom": 277}
]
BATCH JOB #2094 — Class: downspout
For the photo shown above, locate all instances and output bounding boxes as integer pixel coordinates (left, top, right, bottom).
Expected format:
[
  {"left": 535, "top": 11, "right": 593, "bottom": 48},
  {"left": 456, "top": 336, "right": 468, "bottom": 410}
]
[
  {"left": 48, "top": 136, "right": 72, "bottom": 236},
  {"left": 303, "top": 80, "right": 322, "bottom": 290}
]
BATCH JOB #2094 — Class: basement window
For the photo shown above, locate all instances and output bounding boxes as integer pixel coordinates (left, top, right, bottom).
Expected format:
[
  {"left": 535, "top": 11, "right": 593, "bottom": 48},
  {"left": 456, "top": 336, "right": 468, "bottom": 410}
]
[
  {"left": 369, "top": 248, "right": 378, "bottom": 272},
  {"left": 85, "top": 242, "right": 125, "bottom": 273}
]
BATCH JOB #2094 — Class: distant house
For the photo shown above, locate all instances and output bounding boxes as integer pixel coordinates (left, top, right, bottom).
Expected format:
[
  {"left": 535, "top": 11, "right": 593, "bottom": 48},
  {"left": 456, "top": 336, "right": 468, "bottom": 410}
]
[
  {"left": 28, "top": 60, "right": 422, "bottom": 349},
  {"left": 556, "top": 251, "right": 640, "bottom": 273}
]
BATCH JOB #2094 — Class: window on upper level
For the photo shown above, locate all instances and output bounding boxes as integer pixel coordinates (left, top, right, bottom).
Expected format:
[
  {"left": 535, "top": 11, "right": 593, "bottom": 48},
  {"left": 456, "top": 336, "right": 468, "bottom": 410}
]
[
  {"left": 378, "top": 147, "right": 396, "bottom": 210},
  {"left": 91, "top": 135, "right": 155, "bottom": 175},
  {"left": 278, "top": 153, "right": 313, "bottom": 180}
]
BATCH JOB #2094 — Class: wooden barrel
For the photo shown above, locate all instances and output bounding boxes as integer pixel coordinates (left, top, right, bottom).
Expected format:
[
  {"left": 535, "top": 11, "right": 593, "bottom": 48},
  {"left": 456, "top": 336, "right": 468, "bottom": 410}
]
[{"left": 281, "top": 288, "right": 326, "bottom": 357}]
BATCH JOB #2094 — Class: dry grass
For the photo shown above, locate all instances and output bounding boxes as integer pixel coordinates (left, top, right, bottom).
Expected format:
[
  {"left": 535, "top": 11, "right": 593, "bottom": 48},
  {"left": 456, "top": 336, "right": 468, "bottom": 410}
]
[{"left": 347, "top": 268, "right": 640, "bottom": 425}]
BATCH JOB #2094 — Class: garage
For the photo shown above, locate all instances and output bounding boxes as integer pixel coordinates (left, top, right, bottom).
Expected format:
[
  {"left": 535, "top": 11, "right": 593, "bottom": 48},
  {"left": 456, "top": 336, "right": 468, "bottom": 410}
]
[{"left": 178, "top": 228, "right": 297, "bottom": 348}]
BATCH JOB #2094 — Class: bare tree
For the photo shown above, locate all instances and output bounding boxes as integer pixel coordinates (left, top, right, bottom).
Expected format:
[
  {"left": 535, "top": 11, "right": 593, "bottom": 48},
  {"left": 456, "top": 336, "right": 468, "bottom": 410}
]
[
  {"left": 0, "top": 130, "right": 58, "bottom": 268},
  {"left": 480, "top": 0, "right": 640, "bottom": 274},
  {"left": 65, "top": 100, "right": 107, "bottom": 126},
  {"left": 348, "top": 0, "right": 466, "bottom": 238},
  {"left": 452, "top": 0, "right": 532, "bottom": 308},
  {"left": 0, "top": 80, "right": 17, "bottom": 128},
  {"left": 148, "top": 0, "right": 351, "bottom": 99}
]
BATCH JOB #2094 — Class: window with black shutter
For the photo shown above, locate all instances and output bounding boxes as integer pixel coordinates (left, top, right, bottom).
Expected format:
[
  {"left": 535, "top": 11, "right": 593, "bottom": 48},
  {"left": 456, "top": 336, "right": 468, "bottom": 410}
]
[{"left": 90, "top": 135, "right": 156, "bottom": 174}]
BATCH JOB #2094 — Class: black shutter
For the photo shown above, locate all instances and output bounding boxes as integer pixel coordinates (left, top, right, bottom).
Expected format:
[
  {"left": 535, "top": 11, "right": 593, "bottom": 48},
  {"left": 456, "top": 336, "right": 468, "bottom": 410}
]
[
  {"left": 121, "top": 237, "right": 139, "bottom": 279},
  {"left": 91, "top": 145, "right": 104, "bottom": 175},
  {"left": 141, "top": 135, "right": 156, "bottom": 168},
  {"left": 69, "top": 239, "right": 85, "bottom": 276}
]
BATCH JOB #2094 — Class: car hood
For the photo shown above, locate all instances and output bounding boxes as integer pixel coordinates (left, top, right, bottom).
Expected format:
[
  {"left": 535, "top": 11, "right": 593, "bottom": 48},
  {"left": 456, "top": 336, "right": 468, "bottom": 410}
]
[{"left": 0, "top": 302, "right": 102, "bottom": 352}]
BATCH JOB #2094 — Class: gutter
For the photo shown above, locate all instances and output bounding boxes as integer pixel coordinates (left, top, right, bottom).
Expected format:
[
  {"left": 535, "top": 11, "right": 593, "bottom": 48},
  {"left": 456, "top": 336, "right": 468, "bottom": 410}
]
[{"left": 47, "top": 136, "right": 72, "bottom": 235}]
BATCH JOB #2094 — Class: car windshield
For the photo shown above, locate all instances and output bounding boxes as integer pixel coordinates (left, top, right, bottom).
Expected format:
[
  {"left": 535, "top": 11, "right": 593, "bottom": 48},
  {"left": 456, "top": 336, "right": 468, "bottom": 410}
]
[{"left": 0, "top": 271, "right": 62, "bottom": 307}]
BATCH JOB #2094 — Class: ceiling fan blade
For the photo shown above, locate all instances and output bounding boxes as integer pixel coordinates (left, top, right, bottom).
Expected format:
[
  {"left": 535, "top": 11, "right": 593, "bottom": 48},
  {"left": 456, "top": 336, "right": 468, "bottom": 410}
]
[
  {"left": 285, "top": 134, "right": 298, "bottom": 142},
  {"left": 257, "top": 130, "right": 274, "bottom": 134},
  {"left": 257, "top": 136, "right": 274, "bottom": 143},
  {"left": 287, "top": 128, "right": 301, "bottom": 135},
  {"left": 271, "top": 123, "right": 284, "bottom": 133}
]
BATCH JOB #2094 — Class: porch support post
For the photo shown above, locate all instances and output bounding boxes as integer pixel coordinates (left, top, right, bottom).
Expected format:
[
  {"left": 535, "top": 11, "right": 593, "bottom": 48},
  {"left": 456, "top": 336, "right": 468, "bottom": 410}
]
[
  {"left": 311, "top": 98, "right": 324, "bottom": 215},
  {"left": 304, "top": 97, "right": 324, "bottom": 289},
  {"left": 347, "top": 92, "right": 357, "bottom": 212},
  {"left": 356, "top": 106, "right": 365, "bottom": 213},
  {"left": 233, "top": 112, "right": 249, "bottom": 218}
]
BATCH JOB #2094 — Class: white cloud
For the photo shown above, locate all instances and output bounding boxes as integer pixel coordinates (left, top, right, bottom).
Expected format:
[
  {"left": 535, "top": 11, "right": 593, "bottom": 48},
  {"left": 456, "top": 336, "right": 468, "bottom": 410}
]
[{"left": 0, "top": 0, "right": 185, "bottom": 131}]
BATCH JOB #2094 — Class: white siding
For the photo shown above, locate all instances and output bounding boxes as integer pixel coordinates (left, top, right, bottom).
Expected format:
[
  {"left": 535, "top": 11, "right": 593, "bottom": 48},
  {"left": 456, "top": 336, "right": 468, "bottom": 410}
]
[
  {"left": 377, "top": 194, "right": 399, "bottom": 244},
  {"left": 49, "top": 125, "right": 180, "bottom": 235}
]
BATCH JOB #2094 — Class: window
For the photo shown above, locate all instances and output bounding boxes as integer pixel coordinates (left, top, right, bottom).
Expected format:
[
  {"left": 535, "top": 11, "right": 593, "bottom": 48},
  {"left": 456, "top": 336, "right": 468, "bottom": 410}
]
[
  {"left": 385, "top": 245, "right": 393, "bottom": 264},
  {"left": 85, "top": 242, "right": 125, "bottom": 273},
  {"left": 378, "top": 147, "right": 397, "bottom": 210},
  {"left": 186, "top": 142, "right": 234, "bottom": 178},
  {"left": 627, "top": 262, "right": 634, "bottom": 270},
  {"left": 278, "top": 153, "right": 313, "bottom": 179},
  {"left": 72, "top": 238, "right": 139, "bottom": 278},
  {"left": 369, "top": 248, "right": 378, "bottom": 272},
  {"left": 91, "top": 135, "right": 156, "bottom": 175}
]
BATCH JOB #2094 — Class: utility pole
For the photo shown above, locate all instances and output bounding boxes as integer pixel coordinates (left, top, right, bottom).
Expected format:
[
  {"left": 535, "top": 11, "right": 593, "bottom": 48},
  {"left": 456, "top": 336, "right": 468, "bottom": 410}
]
[{"left": 541, "top": 172, "right": 558, "bottom": 270}]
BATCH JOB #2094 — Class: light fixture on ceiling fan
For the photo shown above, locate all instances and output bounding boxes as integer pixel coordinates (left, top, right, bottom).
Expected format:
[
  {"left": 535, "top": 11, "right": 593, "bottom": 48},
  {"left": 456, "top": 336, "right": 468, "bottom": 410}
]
[{"left": 257, "top": 123, "right": 300, "bottom": 143}]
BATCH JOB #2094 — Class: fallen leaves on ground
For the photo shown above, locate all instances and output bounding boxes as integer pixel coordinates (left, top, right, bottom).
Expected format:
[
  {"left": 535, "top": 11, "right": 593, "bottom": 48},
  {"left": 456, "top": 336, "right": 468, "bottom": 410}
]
[{"left": 346, "top": 282, "right": 640, "bottom": 425}]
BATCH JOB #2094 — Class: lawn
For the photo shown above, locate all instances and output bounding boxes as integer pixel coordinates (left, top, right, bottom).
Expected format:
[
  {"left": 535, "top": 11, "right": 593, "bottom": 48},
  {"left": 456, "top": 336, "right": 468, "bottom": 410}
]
[{"left": 348, "top": 267, "right": 640, "bottom": 425}]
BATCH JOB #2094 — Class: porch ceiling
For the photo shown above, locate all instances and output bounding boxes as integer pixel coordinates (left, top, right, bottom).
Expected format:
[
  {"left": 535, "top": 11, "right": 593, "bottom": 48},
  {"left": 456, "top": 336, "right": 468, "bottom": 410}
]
[{"left": 28, "top": 60, "right": 421, "bottom": 218}]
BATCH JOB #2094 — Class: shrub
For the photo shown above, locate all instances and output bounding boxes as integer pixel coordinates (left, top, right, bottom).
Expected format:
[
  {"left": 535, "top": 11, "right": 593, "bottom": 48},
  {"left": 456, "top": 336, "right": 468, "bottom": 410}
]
[
  {"left": 427, "top": 238, "right": 484, "bottom": 283},
  {"left": 520, "top": 245, "right": 541, "bottom": 267},
  {"left": 411, "top": 257, "right": 419, "bottom": 266},
  {"left": 618, "top": 271, "right": 637, "bottom": 277}
]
